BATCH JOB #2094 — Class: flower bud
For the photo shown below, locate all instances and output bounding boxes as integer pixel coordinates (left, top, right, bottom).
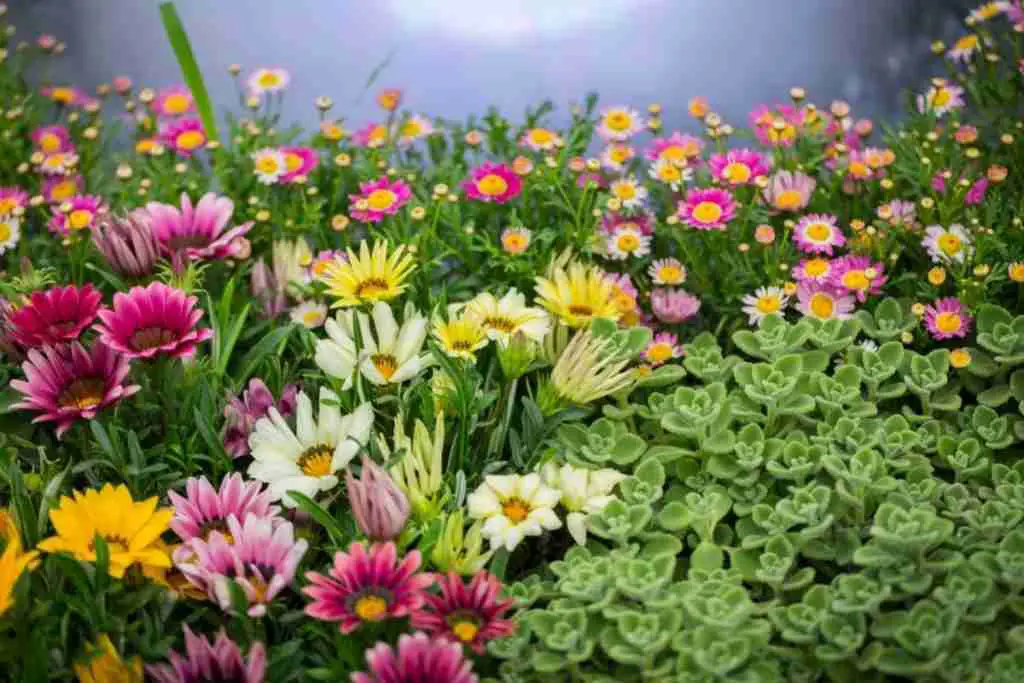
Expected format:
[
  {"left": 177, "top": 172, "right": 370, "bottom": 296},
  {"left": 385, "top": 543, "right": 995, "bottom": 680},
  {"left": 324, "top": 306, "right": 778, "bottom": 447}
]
[{"left": 346, "top": 456, "right": 410, "bottom": 542}]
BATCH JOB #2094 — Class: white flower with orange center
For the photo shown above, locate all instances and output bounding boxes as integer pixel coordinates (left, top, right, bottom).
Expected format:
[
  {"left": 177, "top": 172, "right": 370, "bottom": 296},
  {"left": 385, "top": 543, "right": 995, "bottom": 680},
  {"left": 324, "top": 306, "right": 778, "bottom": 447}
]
[
  {"left": 290, "top": 301, "right": 328, "bottom": 329},
  {"left": 741, "top": 286, "right": 790, "bottom": 325},
  {"left": 606, "top": 226, "right": 651, "bottom": 260},
  {"left": 467, "top": 473, "right": 562, "bottom": 551},
  {"left": 600, "top": 143, "right": 635, "bottom": 171},
  {"left": 248, "top": 67, "right": 290, "bottom": 95},
  {"left": 252, "top": 148, "right": 288, "bottom": 185},
  {"left": 38, "top": 152, "right": 78, "bottom": 175},
  {"left": 648, "top": 258, "right": 687, "bottom": 286},
  {"left": 500, "top": 227, "right": 531, "bottom": 255},
  {"left": 608, "top": 176, "right": 648, "bottom": 210},
  {"left": 922, "top": 224, "right": 972, "bottom": 264},
  {"left": 323, "top": 301, "right": 429, "bottom": 387},
  {"left": 0, "top": 215, "right": 20, "bottom": 255},
  {"left": 648, "top": 157, "right": 691, "bottom": 191}
]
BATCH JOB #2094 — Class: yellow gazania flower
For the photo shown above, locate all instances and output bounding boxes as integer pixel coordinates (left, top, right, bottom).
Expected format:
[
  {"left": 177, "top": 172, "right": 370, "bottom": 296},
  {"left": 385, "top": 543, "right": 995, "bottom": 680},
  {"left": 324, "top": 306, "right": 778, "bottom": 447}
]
[
  {"left": 0, "top": 510, "right": 39, "bottom": 618},
  {"left": 38, "top": 484, "right": 172, "bottom": 579},
  {"left": 74, "top": 634, "right": 144, "bottom": 683},
  {"left": 318, "top": 240, "right": 416, "bottom": 308},
  {"left": 433, "top": 315, "right": 488, "bottom": 361},
  {"left": 534, "top": 262, "right": 620, "bottom": 328}
]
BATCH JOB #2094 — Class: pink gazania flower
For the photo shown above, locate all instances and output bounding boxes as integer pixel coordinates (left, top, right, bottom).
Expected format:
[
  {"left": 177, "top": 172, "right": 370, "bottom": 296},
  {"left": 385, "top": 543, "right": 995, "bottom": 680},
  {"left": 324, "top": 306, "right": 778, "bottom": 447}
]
[
  {"left": 223, "top": 378, "right": 299, "bottom": 458},
  {"left": 463, "top": 163, "right": 521, "bottom": 204},
  {"left": 169, "top": 473, "right": 280, "bottom": 545},
  {"left": 965, "top": 177, "right": 989, "bottom": 206},
  {"left": 411, "top": 572, "right": 516, "bottom": 654},
  {"left": 349, "top": 177, "right": 413, "bottom": 223},
  {"left": 352, "top": 633, "right": 477, "bottom": 683},
  {"left": 676, "top": 188, "right": 736, "bottom": 231},
  {"left": 644, "top": 132, "right": 703, "bottom": 164},
  {"left": 177, "top": 515, "right": 308, "bottom": 617},
  {"left": 94, "top": 282, "right": 214, "bottom": 360},
  {"left": 642, "top": 332, "right": 683, "bottom": 366},
  {"left": 8, "top": 284, "right": 102, "bottom": 350},
  {"left": 796, "top": 283, "right": 855, "bottom": 321},
  {"left": 42, "top": 174, "right": 83, "bottom": 204},
  {"left": 147, "top": 626, "right": 266, "bottom": 683},
  {"left": 353, "top": 122, "right": 389, "bottom": 148},
  {"left": 763, "top": 170, "right": 816, "bottom": 213},
  {"left": 924, "top": 297, "right": 973, "bottom": 340},
  {"left": 829, "top": 255, "right": 886, "bottom": 302},
  {"left": 303, "top": 541, "right": 432, "bottom": 634},
  {"left": 793, "top": 214, "right": 845, "bottom": 255},
  {"left": 11, "top": 342, "right": 140, "bottom": 438},
  {"left": 48, "top": 195, "right": 106, "bottom": 236},
  {"left": 91, "top": 212, "right": 162, "bottom": 279},
  {"left": 600, "top": 210, "right": 654, "bottom": 236},
  {"left": 31, "top": 125, "right": 73, "bottom": 154},
  {"left": 151, "top": 85, "right": 195, "bottom": 118},
  {"left": 0, "top": 187, "right": 30, "bottom": 215},
  {"left": 708, "top": 148, "right": 770, "bottom": 186},
  {"left": 280, "top": 146, "right": 319, "bottom": 183},
  {"left": 139, "top": 192, "right": 253, "bottom": 262},
  {"left": 651, "top": 288, "right": 701, "bottom": 323},
  {"left": 160, "top": 117, "right": 208, "bottom": 156},
  {"left": 793, "top": 257, "right": 835, "bottom": 284}
]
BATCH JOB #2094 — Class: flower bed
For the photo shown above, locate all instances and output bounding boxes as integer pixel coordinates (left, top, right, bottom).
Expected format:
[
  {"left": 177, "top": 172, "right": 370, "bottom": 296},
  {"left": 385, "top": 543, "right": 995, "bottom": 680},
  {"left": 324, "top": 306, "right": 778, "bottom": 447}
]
[{"left": 3, "top": 2, "right": 1024, "bottom": 681}]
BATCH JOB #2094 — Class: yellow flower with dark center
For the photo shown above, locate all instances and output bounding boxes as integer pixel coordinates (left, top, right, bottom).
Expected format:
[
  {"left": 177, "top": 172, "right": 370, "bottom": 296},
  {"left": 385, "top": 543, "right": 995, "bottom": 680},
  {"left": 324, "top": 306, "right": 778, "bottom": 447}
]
[
  {"left": 38, "top": 484, "right": 172, "bottom": 578},
  {"left": 0, "top": 510, "right": 39, "bottom": 617},
  {"left": 534, "top": 262, "right": 620, "bottom": 328},
  {"left": 318, "top": 240, "right": 416, "bottom": 308},
  {"left": 433, "top": 315, "right": 488, "bottom": 361},
  {"left": 74, "top": 634, "right": 143, "bottom": 683}
]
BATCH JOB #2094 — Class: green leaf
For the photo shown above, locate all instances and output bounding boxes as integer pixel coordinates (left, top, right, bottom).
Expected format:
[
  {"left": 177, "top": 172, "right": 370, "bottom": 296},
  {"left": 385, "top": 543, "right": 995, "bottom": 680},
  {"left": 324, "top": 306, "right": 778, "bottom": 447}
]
[
  {"left": 159, "top": 2, "right": 220, "bottom": 142},
  {"left": 288, "top": 491, "right": 347, "bottom": 546}
]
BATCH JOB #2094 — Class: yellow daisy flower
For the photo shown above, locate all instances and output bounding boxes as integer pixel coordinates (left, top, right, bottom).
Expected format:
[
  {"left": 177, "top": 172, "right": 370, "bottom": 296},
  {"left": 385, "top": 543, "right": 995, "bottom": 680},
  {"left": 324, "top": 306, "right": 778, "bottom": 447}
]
[
  {"left": 74, "top": 634, "right": 144, "bottom": 683},
  {"left": 318, "top": 240, "right": 416, "bottom": 308},
  {"left": 433, "top": 315, "right": 488, "bottom": 361},
  {"left": 534, "top": 262, "right": 620, "bottom": 328},
  {"left": 0, "top": 510, "right": 39, "bottom": 618}
]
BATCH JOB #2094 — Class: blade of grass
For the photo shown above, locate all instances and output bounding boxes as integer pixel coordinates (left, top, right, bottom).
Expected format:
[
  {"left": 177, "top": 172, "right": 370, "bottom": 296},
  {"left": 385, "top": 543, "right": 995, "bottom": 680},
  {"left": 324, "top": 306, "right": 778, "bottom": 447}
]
[{"left": 159, "top": 2, "right": 219, "bottom": 142}]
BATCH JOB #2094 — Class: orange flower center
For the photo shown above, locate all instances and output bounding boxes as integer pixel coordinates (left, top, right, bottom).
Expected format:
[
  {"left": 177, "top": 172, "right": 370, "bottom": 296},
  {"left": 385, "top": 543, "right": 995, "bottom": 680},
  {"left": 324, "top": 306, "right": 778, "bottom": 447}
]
[
  {"left": 175, "top": 130, "right": 206, "bottom": 151},
  {"left": 298, "top": 445, "right": 334, "bottom": 477},
  {"left": 757, "top": 296, "right": 782, "bottom": 314},
  {"left": 935, "top": 312, "right": 962, "bottom": 334},
  {"left": 692, "top": 201, "right": 723, "bottom": 224},
  {"left": 842, "top": 271, "right": 870, "bottom": 291},
  {"left": 163, "top": 93, "right": 191, "bottom": 114},
  {"left": 371, "top": 353, "right": 398, "bottom": 380},
  {"left": 938, "top": 234, "right": 962, "bottom": 255},
  {"left": 774, "top": 189, "right": 802, "bottom": 211},
  {"left": 68, "top": 209, "right": 93, "bottom": 231},
  {"left": 605, "top": 112, "right": 631, "bottom": 131},
  {"left": 354, "top": 594, "right": 389, "bottom": 621},
  {"left": 366, "top": 189, "right": 397, "bottom": 211},
  {"left": 502, "top": 498, "right": 531, "bottom": 523},
  {"left": 810, "top": 293, "right": 835, "bottom": 319},
  {"left": 723, "top": 162, "right": 751, "bottom": 183},
  {"left": 805, "top": 223, "right": 832, "bottom": 242},
  {"left": 39, "top": 133, "right": 62, "bottom": 153},
  {"left": 645, "top": 342, "right": 673, "bottom": 364},
  {"left": 354, "top": 277, "right": 391, "bottom": 300},
  {"left": 58, "top": 377, "right": 106, "bottom": 410},
  {"left": 477, "top": 174, "right": 508, "bottom": 197}
]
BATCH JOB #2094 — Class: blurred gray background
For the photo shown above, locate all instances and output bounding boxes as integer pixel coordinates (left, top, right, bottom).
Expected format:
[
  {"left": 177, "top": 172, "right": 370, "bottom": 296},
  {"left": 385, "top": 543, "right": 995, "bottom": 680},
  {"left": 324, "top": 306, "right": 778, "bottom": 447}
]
[{"left": 10, "top": 0, "right": 976, "bottom": 128}]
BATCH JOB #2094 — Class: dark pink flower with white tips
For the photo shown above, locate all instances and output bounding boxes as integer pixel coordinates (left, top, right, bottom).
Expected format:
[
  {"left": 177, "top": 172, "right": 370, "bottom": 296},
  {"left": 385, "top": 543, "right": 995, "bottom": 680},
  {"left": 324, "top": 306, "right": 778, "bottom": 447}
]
[
  {"left": 31, "top": 125, "right": 73, "bottom": 154},
  {"left": 147, "top": 626, "right": 265, "bottom": 683},
  {"left": 169, "top": 473, "right": 279, "bottom": 544},
  {"left": 94, "top": 282, "right": 214, "bottom": 360},
  {"left": 462, "top": 162, "right": 521, "bottom": 204},
  {"left": 412, "top": 571, "right": 516, "bottom": 654},
  {"left": 280, "top": 146, "right": 319, "bottom": 183},
  {"left": 8, "top": 284, "right": 102, "bottom": 350},
  {"left": 349, "top": 177, "right": 412, "bottom": 223},
  {"left": 303, "top": 541, "right": 432, "bottom": 634},
  {"left": 10, "top": 342, "right": 140, "bottom": 438},
  {"left": 138, "top": 192, "right": 253, "bottom": 262},
  {"left": 924, "top": 297, "right": 973, "bottom": 340},
  {"left": 676, "top": 188, "right": 736, "bottom": 231},
  {"left": 352, "top": 633, "right": 477, "bottom": 683},
  {"left": 829, "top": 255, "right": 886, "bottom": 302},
  {"left": 708, "top": 148, "right": 770, "bottom": 186}
]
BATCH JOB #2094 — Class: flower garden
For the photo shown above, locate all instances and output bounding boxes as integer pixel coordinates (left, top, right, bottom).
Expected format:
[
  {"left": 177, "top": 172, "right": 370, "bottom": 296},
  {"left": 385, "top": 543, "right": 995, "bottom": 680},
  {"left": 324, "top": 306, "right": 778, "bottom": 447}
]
[{"left": 4, "top": 2, "right": 1024, "bottom": 681}]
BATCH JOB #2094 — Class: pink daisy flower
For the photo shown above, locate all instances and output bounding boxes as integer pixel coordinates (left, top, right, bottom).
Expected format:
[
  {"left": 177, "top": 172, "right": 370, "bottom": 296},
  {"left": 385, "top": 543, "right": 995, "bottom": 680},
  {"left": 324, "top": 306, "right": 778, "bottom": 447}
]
[
  {"left": 924, "top": 297, "right": 972, "bottom": 340},
  {"left": 48, "top": 195, "right": 105, "bottom": 236},
  {"left": 137, "top": 192, "right": 253, "bottom": 262},
  {"left": 600, "top": 210, "right": 654, "bottom": 236},
  {"left": 223, "top": 378, "right": 299, "bottom": 458},
  {"left": 352, "top": 122, "right": 388, "bottom": 148},
  {"left": 280, "top": 146, "right": 319, "bottom": 183},
  {"left": 8, "top": 284, "right": 102, "bottom": 350},
  {"left": 796, "top": 283, "right": 855, "bottom": 321},
  {"left": 10, "top": 342, "right": 140, "bottom": 439},
  {"left": 352, "top": 633, "right": 477, "bottom": 683},
  {"left": 676, "top": 188, "right": 736, "bottom": 231},
  {"left": 303, "top": 541, "right": 433, "bottom": 634},
  {"left": 793, "top": 257, "right": 835, "bottom": 284},
  {"left": 41, "top": 85, "right": 96, "bottom": 108},
  {"left": 642, "top": 332, "right": 683, "bottom": 366},
  {"left": 178, "top": 515, "right": 308, "bottom": 617},
  {"left": 169, "top": 473, "right": 280, "bottom": 544},
  {"left": 793, "top": 214, "right": 845, "bottom": 255},
  {"left": 349, "top": 177, "right": 413, "bottom": 223},
  {"left": 42, "top": 175, "right": 83, "bottom": 204},
  {"left": 147, "top": 626, "right": 265, "bottom": 683},
  {"left": 411, "top": 571, "right": 515, "bottom": 654},
  {"left": 965, "top": 177, "right": 989, "bottom": 206},
  {"left": 829, "top": 255, "right": 886, "bottom": 302},
  {"left": 763, "top": 170, "right": 816, "bottom": 213},
  {"left": 151, "top": 85, "right": 195, "bottom": 118},
  {"left": 708, "top": 148, "right": 770, "bottom": 186},
  {"left": 0, "top": 187, "right": 31, "bottom": 215},
  {"left": 462, "top": 163, "right": 521, "bottom": 204},
  {"left": 31, "top": 125, "right": 73, "bottom": 154},
  {"left": 644, "top": 132, "right": 703, "bottom": 164},
  {"left": 750, "top": 104, "right": 800, "bottom": 147},
  {"left": 94, "top": 282, "right": 214, "bottom": 360},
  {"left": 651, "top": 288, "right": 701, "bottom": 323},
  {"left": 160, "top": 117, "right": 208, "bottom": 157}
]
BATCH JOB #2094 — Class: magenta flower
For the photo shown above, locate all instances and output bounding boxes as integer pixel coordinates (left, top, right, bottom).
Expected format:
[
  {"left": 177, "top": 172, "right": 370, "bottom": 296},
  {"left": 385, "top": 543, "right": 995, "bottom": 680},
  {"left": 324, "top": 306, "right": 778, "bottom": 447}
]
[
  {"left": 352, "top": 633, "right": 477, "bottom": 683},
  {"left": 353, "top": 122, "right": 388, "bottom": 148},
  {"left": 676, "top": 188, "right": 736, "bottom": 231},
  {"left": 10, "top": 342, "right": 140, "bottom": 438},
  {"left": 280, "top": 146, "right": 319, "bottom": 183},
  {"left": 924, "top": 297, "right": 973, "bottom": 340},
  {"left": 346, "top": 456, "right": 410, "bottom": 542},
  {"left": 137, "top": 192, "right": 253, "bottom": 262},
  {"left": 91, "top": 213, "right": 162, "bottom": 278},
  {"left": 965, "top": 177, "right": 989, "bottom": 206},
  {"left": 169, "top": 473, "right": 279, "bottom": 544},
  {"left": 708, "top": 148, "right": 770, "bottom": 186},
  {"left": 642, "top": 331, "right": 684, "bottom": 366},
  {"left": 0, "top": 186, "right": 30, "bottom": 215},
  {"left": 8, "top": 284, "right": 102, "bottom": 350},
  {"left": 644, "top": 132, "right": 702, "bottom": 163},
  {"left": 750, "top": 103, "right": 801, "bottom": 146},
  {"left": 0, "top": 298, "right": 22, "bottom": 362},
  {"left": 931, "top": 172, "right": 948, "bottom": 194},
  {"left": 48, "top": 195, "right": 106, "bottom": 236},
  {"left": 151, "top": 85, "right": 195, "bottom": 118},
  {"left": 41, "top": 174, "right": 83, "bottom": 204},
  {"left": 41, "top": 85, "right": 96, "bottom": 108},
  {"left": 829, "top": 255, "right": 886, "bottom": 302},
  {"left": 793, "top": 257, "right": 835, "bottom": 285},
  {"left": 600, "top": 210, "right": 654, "bottom": 236},
  {"left": 793, "top": 213, "right": 845, "bottom": 255},
  {"left": 223, "top": 379, "right": 299, "bottom": 458},
  {"left": 178, "top": 515, "right": 308, "bottom": 617},
  {"left": 303, "top": 541, "right": 432, "bottom": 633},
  {"left": 462, "top": 163, "right": 522, "bottom": 204},
  {"left": 147, "top": 626, "right": 265, "bottom": 683},
  {"left": 349, "top": 177, "right": 412, "bottom": 223},
  {"left": 31, "top": 125, "right": 73, "bottom": 154},
  {"left": 412, "top": 572, "right": 516, "bottom": 654},
  {"left": 651, "top": 288, "right": 701, "bottom": 323},
  {"left": 94, "top": 282, "right": 214, "bottom": 360},
  {"left": 161, "top": 117, "right": 208, "bottom": 156}
]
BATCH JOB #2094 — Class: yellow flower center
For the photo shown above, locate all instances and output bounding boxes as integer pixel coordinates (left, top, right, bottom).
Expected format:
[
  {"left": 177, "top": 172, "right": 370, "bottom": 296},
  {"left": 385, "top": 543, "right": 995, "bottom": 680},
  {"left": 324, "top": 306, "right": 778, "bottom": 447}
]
[
  {"left": 451, "top": 619, "right": 480, "bottom": 643},
  {"left": 136, "top": 139, "right": 157, "bottom": 155},
  {"left": 810, "top": 293, "right": 835, "bottom": 319},
  {"left": 805, "top": 222, "right": 832, "bottom": 242},
  {"left": 49, "top": 182, "right": 75, "bottom": 201},
  {"left": 502, "top": 233, "right": 528, "bottom": 253},
  {"left": 302, "top": 310, "right": 324, "bottom": 327},
  {"left": 935, "top": 312, "right": 962, "bottom": 334},
  {"left": 938, "top": 234, "right": 962, "bottom": 255},
  {"left": 774, "top": 189, "right": 802, "bottom": 211},
  {"left": 0, "top": 222, "right": 11, "bottom": 243},
  {"left": 483, "top": 316, "right": 516, "bottom": 333},
  {"left": 848, "top": 161, "right": 870, "bottom": 178},
  {"left": 723, "top": 162, "right": 751, "bottom": 183},
  {"left": 529, "top": 128, "right": 554, "bottom": 145},
  {"left": 68, "top": 209, "right": 93, "bottom": 231},
  {"left": 258, "top": 72, "right": 282, "bottom": 88},
  {"left": 43, "top": 154, "right": 67, "bottom": 170},
  {"left": 40, "top": 133, "right": 62, "bottom": 153},
  {"left": 613, "top": 183, "right": 637, "bottom": 200},
  {"left": 950, "top": 349, "right": 972, "bottom": 368},
  {"left": 803, "top": 259, "right": 829, "bottom": 277},
  {"left": 354, "top": 277, "right": 392, "bottom": 300},
  {"left": 502, "top": 498, "right": 531, "bottom": 523},
  {"left": 175, "top": 130, "right": 206, "bottom": 151},
  {"left": 0, "top": 198, "right": 16, "bottom": 214},
  {"left": 88, "top": 534, "right": 130, "bottom": 554},
  {"left": 955, "top": 35, "right": 979, "bottom": 51},
  {"left": 366, "top": 189, "right": 397, "bottom": 211},
  {"left": 660, "top": 145, "right": 686, "bottom": 163},
  {"left": 297, "top": 444, "right": 334, "bottom": 477},
  {"left": 50, "top": 87, "right": 75, "bottom": 103},
  {"left": 368, "top": 126, "right": 387, "bottom": 145},
  {"left": 605, "top": 112, "right": 631, "bottom": 131},
  {"left": 645, "top": 342, "right": 673, "bottom": 364},
  {"left": 568, "top": 304, "right": 594, "bottom": 318},
  {"left": 371, "top": 353, "right": 398, "bottom": 380},
  {"left": 1010, "top": 264, "right": 1024, "bottom": 282},
  {"left": 130, "top": 326, "right": 176, "bottom": 351},
  {"left": 284, "top": 153, "right": 304, "bottom": 172},
  {"left": 658, "top": 165, "right": 681, "bottom": 182},
  {"left": 932, "top": 88, "right": 951, "bottom": 107},
  {"left": 58, "top": 377, "right": 106, "bottom": 410},
  {"left": 401, "top": 120, "right": 422, "bottom": 138},
  {"left": 842, "top": 271, "right": 870, "bottom": 291},
  {"left": 256, "top": 156, "right": 281, "bottom": 174},
  {"left": 323, "top": 124, "right": 343, "bottom": 140},
  {"left": 163, "top": 93, "right": 191, "bottom": 114},
  {"left": 615, "top": 232, "right": 641, "bottom": 252},
  {"left": 756, "top": 295, "right": 782, "bottom": 314},
  {"left": 657, "top": 265, "right": 683, "bottom": 283},
  {"left": 692, "top": 201, "right": 723, "bottom": 224},
  {"left": 477, "top": 174, "right": 508, "bottom": 197},
  {"left": 354, "top": 595, "right": 388, "bottom": 621}
]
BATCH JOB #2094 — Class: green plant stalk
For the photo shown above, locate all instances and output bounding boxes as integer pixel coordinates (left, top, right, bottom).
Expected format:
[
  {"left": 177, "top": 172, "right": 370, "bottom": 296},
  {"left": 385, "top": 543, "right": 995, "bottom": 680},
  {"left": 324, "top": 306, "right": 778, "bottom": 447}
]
[{"left": 159, "top": 2, "right": 220, "bottom": 143}]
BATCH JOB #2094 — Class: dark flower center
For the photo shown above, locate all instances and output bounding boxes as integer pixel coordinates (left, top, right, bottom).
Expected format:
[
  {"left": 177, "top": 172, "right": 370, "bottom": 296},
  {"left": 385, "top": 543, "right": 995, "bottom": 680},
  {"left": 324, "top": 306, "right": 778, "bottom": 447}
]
[
  {"left": 58, "top": 377, "right": 106, "bottom": 410},
  {"left": 483, "top": 316, "right": 516, "bottom": 333},
  {"left": 88, "top": 533, "right": 130, "bottom": 554},
  {"left": 167, "top": 233, "right": 211, "bottom": 250},
  {"left": 354, "top": 278, "right": 390, "bottom": 298},
  {"left": 130, "top": 326, "right": 177, "bottom": 351}
]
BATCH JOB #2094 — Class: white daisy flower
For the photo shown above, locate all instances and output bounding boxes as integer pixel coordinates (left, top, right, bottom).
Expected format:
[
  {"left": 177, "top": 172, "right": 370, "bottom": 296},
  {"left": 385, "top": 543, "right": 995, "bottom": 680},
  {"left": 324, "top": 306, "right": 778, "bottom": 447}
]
[
  {"left": 463, "top": 289, "right": 550, "bottom": 346},
  {"left": 0, "top": 215, "right": 21, "bottom": 255},
  {"left": 248, "top": 388, "right": 373, "bottom": 506},
  {"left": 741, "top": 286, "right": 790, "bottom": 325},
  {"left": 467, "top": 473, "right": 562, "bottom": 551},
  {"left": 608, "top": 176, "right": 648, "bottom": 210},
  {"left": 248, "top": 67, "right": 290, "bottom": 95},
  {"left": 290, "top": 300, "right": 328, "bottom": 329},
  {"left": 922, "top": 224, "right": 972, "bottom": 264},
  {"left": 606, "top": 226, "right": 651, "bottom": 260},
  {"left": 648, "top": 158, "right": 691, "bottom": 191},
  {"left": 648, "top": 257, "right": 687, "bottom": 285},
  {"left": 252, "top": 148, "right": 288, "bottom": 185},
  {"left": 541, "top": 463, "right": 626, "bottom": 545}
]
